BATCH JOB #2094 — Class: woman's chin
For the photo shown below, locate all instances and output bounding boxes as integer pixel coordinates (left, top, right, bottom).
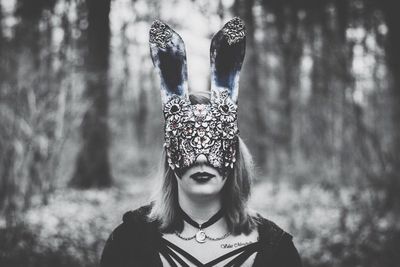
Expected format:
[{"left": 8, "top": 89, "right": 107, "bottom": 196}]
[{"left": 183, "top": 182, "right": 224, "bottom": 198}]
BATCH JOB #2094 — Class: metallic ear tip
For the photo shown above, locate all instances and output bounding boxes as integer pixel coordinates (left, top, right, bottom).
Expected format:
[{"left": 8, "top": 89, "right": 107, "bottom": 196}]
[
  {"left": 149, "top": 19, "right": 167, "bottom": 35},
  {"left": 149, "top": 19, "right": 173, "bottom": 48},
  {"left": 230, "top": 17, "right": 244, "bottom": 24},
  {"left": 222, "top": 17, "right": 246, "bottom": 45},
  {"left": 225, "top": 17, "right": 245, "bottom": 29},
  {"left": 150, "top": 19, "right": 164, "bottom": 29}
]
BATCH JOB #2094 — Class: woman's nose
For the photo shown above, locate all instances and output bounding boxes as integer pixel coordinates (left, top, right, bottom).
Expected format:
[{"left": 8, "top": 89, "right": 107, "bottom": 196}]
[{"left": 195, "top": 154, "right": 207, "bottom": 164}]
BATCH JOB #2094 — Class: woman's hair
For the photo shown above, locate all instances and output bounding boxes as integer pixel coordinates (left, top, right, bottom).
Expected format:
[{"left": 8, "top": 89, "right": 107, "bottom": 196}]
[{"left": 147, "top": 93, "right": 257, "bottom": 235}]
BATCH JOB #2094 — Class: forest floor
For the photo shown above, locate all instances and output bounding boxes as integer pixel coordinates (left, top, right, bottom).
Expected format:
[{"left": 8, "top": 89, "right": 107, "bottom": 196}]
[{"left": 1, "top": 176, "right": 399, "bottom": 267}]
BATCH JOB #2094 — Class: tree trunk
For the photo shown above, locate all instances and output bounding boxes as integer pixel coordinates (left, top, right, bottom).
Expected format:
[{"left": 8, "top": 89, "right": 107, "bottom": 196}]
[
  {"left": 275, "top": 3, "right": 303, "bottom": 169},
  {"left": 379, "top": 0, "right": 400, "bottom": 209},
  {"left": 306, "top": 3, "right": 333, "bottom": 164},
  {"left": 234, "top": 0, "right": 269, "bottom": 171},
  {"left": 71, "top": 0, "right": 112, "bottom": 188}
]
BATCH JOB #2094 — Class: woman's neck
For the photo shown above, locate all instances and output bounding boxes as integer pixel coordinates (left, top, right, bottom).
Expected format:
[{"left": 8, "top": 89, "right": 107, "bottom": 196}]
[{"left": 178, "top": 192, "right": 222, "bottom": 224}]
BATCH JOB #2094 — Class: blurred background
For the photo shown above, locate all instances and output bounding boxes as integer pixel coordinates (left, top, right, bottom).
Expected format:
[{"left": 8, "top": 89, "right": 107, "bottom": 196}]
[{"left": 0, "top": 0, "right": 400, "bottom": 266}]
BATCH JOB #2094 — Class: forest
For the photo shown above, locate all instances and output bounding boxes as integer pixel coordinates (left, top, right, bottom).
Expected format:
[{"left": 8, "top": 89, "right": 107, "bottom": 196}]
[{"left": 0, "top": 0, "right": 399, "bottom": 266}]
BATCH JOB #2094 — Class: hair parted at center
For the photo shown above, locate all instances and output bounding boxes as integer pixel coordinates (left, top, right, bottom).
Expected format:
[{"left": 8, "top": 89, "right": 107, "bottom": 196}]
[{"left": 147, "top": 93, "right": 258, "bottom": 235}]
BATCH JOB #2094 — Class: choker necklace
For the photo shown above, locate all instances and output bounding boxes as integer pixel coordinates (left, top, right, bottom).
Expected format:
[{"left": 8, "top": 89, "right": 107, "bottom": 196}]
[{"left": 176, "top": 206, "right": 227, "bottom": 243}]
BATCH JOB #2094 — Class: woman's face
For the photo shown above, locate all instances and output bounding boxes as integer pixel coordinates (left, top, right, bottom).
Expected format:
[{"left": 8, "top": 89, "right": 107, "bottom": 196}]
[{"left": 176, "top": 154, "right": 227, "bottom": 198}]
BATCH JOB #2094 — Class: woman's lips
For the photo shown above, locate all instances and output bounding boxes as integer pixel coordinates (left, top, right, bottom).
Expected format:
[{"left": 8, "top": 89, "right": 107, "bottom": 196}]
[{"left": 190, "top": 172, "right": 215, "bottom": 183}]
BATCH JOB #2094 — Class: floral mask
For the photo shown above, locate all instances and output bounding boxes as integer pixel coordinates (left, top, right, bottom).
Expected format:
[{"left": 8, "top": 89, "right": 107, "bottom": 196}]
[
  {"left": 163, "top": 89, "right": 238, "bottom": 172},
  {"left": 149, "top": 18, "right": 246, "bottom": 174}
]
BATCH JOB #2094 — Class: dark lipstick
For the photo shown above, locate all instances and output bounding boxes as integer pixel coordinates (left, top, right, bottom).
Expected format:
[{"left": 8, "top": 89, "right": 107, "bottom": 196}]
[{"left": 190, "top": 172, "right": 215, "bottom": 183}]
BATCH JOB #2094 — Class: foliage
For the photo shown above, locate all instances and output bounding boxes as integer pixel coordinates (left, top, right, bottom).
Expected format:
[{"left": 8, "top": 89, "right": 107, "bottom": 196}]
[
  {"left": 0, "top": 178, "right": 151, "bottom": 267},
  {"left": 251, "top": 182, "right": 400, "bottom": 267},
  {"left": 1, "top": 180, "right": 399, "bottom": 267}
]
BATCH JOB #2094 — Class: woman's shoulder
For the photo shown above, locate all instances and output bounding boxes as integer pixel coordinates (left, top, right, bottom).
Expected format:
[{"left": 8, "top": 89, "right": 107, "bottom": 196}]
[
  {"left": 252, "top": 213, "right": 292, "bottom": 243},
  {"left": 100, "top": 204, "right": 161, "bottom": 267},
  {"left": 112, "top": 204, "right": 157, "bottom": 236},
  {"left": 251, "top": 214, "right": 302, "bottom": 266},
  {"left": 121, "top": 204, "right": 154, "bottom": 225},
  {"left": 104, "top": 203, "right": 158, "bottom": 249}
]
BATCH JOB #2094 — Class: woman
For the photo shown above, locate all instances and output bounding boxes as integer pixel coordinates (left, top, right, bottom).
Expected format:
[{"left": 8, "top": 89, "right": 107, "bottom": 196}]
[{"left": 101, "top": 18, "right": 302, "bottom": 267}]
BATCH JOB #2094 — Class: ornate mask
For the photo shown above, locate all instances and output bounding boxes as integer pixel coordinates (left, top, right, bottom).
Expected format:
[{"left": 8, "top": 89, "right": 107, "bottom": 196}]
[{"left": 149, "top": 18, "right": 246, "bottom": 174}]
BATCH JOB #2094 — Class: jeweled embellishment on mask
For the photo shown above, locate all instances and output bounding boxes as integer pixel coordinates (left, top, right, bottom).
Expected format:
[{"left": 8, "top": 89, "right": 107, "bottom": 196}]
[
  {"left": 163, "top": 89, "right": 238, "bottom": 172},
  {"left": 149, "top": 20, "right": 173, "bottom": 48},
  {"left": 222, "top": 17, "right": 245, "bottom": 45}
]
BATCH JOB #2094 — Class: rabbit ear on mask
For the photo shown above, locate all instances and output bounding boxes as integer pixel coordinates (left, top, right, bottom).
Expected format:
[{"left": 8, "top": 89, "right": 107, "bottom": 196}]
[
  {"left": 210, "top": 17, "right": 246, "bottom": 104},
  {"left": 149, "top": 20, "right": 189, "bottom": 104}
]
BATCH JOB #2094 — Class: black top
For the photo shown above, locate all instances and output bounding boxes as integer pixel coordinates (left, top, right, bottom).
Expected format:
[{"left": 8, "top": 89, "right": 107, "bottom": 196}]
[
  {"left": 160, "top": 237, "right": 260, "bottom": 266},
  {"left": 100, "top": 205, "right": 302, "bottom": 267}
]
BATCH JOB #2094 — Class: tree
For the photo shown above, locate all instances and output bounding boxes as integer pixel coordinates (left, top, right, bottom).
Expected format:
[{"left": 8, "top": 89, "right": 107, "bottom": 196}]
[
  {"left": 270, "top": 1, "right": 303, "bottom": 171},
  {"left": 378, "top": 0, "right": 400, "bottom": 209},
  {"left": 71, "top": 0, "right": 112, "bottom": 188},
  {"left": 0, "top": 0, "right": 58, "bottom": 224},
  {"left": 234, "top": 0, "right": 270, "bottom": 171}
]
